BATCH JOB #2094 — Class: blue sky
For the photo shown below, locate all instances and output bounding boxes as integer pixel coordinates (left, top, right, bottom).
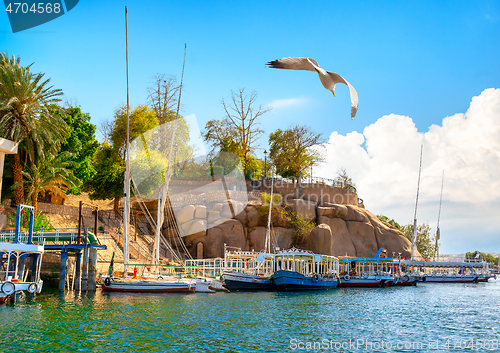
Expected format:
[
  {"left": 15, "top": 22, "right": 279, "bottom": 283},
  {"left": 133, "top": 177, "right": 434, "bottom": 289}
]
[{"left": 2, "top": 1, "right": 500, "bottom": 254}]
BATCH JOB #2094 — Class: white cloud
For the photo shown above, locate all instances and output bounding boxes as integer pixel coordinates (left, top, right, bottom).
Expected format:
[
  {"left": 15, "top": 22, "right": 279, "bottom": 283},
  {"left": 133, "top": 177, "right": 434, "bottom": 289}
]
[
  {"left": 267, "top": 97, "right": 308, "bottom": 110},
  {"left": 315, "top": 88, "right": 500, "bottom": 253}
]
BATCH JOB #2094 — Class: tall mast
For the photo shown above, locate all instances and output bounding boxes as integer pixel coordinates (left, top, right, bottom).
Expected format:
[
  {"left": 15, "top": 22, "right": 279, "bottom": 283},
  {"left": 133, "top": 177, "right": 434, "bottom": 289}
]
[
  {"left": 123, "top": 6, "right": 130, "bottom": 276},
  {"left": 154, "top": 44, "right": 187, "bottom": 267},
  {"left": 411, "top": 144, "right": 423, "bottom": 260},
  {"left": 435, "top": 170, "right": 444, "bottom": 261},
  {"left": 264, "top": 167, "right": 274, "bottom": 253}
]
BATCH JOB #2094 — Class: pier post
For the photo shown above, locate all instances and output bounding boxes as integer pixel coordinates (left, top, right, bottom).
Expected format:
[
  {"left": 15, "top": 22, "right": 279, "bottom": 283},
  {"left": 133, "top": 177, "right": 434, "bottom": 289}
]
[
  {"left": 82, "top": 247, "right": 89, "bottom": 291},
  {"left": 75, "top": 251, "right": 82, "bottom": 291},
  {"left": 88, "top": 248, "right": 98, "bottom": 292},
  {"left": 59, "top": 251, "right": 68, "bottom": 292}
]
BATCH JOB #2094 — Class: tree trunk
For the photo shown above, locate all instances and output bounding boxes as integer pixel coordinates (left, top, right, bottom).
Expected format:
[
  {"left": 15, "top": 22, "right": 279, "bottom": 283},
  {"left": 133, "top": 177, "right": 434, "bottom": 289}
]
[
  {"left": 114, "top": 197, "right": 120, "bottom": 211},
  {"left": 12, "top": 153, "right": 25, "bottom": 205},
  {"left": 32, "top": 192, "right": 38, "bottom": 215}
]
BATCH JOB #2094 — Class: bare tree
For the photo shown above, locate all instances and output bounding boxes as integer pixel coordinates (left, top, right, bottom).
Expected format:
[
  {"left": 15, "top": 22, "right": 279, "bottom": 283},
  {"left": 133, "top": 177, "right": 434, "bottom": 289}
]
[
  {"left": 335, "top": 167, "right": 356, "bottom": 190},
  {"left": 99, "top": 119, "right": 114, "bottom": 142},
  {"left": 220, "top": 88, "right": 271, "bottom": 176},
  {"left": 147, "top": 73, "right": 180, "bottom": 124}
]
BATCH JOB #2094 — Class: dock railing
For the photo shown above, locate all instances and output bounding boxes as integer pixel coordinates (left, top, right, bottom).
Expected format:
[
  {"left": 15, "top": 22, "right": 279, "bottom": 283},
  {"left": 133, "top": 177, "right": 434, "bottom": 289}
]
[{"left": 0, "top": 227, "right": 101, "bottom": 245}]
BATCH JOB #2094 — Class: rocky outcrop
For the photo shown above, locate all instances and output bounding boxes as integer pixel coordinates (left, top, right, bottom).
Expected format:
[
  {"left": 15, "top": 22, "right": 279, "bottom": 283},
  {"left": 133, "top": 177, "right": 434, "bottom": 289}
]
[
  {"left": 317, "top": 216, "right": 356, "bottom": 256},
  {"left": 287, "top": 199, "right": 316, "bottom": 223},
  {"left": 175, "top": 195, "right": 418, "bottom": 260},
  {"left": 315, "top": 204, "right": 419, "bottom": 259},
  {"left": 303, "top": 224, "right": 332, "bottom": 255}
]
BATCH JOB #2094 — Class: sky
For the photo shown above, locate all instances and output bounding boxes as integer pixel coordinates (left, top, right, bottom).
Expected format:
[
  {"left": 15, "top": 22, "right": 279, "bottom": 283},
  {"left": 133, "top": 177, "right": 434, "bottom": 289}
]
[{"left": 2, "top": 1, "right": 500, "bottom": 254}]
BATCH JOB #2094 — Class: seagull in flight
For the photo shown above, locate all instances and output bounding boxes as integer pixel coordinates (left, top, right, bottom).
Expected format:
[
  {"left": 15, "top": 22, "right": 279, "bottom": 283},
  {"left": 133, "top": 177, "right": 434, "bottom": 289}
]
[{"left": 267, "top": 57, "right": 358, "bottom": 119}]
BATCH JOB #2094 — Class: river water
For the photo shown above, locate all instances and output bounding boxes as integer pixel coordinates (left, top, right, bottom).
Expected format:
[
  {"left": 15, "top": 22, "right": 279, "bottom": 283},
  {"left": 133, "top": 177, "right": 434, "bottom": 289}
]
[{"left": 1, "top": 280, "right": 499, "bottom": 352}]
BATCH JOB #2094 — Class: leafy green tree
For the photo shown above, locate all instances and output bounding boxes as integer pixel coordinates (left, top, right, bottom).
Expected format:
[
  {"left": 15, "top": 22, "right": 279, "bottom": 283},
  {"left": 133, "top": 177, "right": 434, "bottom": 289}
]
[
  {"left": 15, "top": 151, "right": 78, "bottom": 213},
  {"left": 0, "top": 53, "right": 68, "bottom": 205},
  {"left": 400, "top": 223, "right": 438, "bottom": 261},
  {"left": 111, "top": 104, "right": 157, "bottom": 156},
  {"left": 377, "top": 214, "right": 438, "bottom": 260},
  {"left": 84, "top": 142, "right": 124, "bottom": 210},
  {"left": 376, "top": 215, "right": 401, "bottom": 229},
  {"left": 465, "top": 251, "right": 498, "bottom": 265},
  {"left": 85, "top": 104, "right": 159, "bottom": 209},
  {"left": 54, "top": 105, "right": 99, "bottom": 194},
  {"left": 269, "top": 125, "right": 326, "bottom": 182}
]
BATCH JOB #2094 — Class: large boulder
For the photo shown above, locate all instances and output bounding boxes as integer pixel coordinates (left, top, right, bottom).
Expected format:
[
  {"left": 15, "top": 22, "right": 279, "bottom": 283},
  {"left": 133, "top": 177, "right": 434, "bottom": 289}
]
[
  {"left": 287, "top": 199, "right": 316, "bottom": 223},
  {"left": 364, "top": 210, "right": 419, "bottom": 259},
  {"left": 318, "top": 216, "right": 357, "bottom": 256},
  {"left": 317, "top": 204, "right": 348, "bottom": 219},
  {"left": 347, "top": 221, "right": 379, "bottom": 257},
  {"left": 198, "top": 219, "right": 248, "bottom": 258},
  {"left": 273, "top": 227, "right": 295, "bottom": 250},
  {"left": 188, "top": 219, "right": 207, "bottom": 235},
  {"left": 248, "top": 226, "right": 267, "bottom": 252},
  {"left": 207, "top": 210, "right": 221, "bottom": 224},
  {"left": 246, "top": 205, "right": 260, "bottom": 228},
  {"left": 345, "top": 205, "right": 368, "bottom": 223},
  {"left": 303, "top": 224, "right": 332, "bottom": 255},
  {"left": 194, "top": 205, "right": 207, "bottom": 219},
  {"left": 177, "top": 205, "right": 195, "bottom": 224}
]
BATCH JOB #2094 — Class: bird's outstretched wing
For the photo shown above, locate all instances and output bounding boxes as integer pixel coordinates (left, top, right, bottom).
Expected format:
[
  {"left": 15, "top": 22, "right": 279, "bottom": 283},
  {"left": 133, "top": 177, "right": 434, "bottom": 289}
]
[
  {"left": 267, "top": 57, "right": 319, "bottom": 72},
  {"left": 267, "top": 56, "right": 359, "bottom": 119},
  {"left": 326, "top": 71, "right": 358, "bottom": 120}
]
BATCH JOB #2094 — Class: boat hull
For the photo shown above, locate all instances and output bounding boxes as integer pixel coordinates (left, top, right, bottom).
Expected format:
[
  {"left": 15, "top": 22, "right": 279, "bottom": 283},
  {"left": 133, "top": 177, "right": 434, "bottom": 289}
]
[
  {"left": 386, "top": 275, "right": 421, "bottom": 286},
  {"left": 101, "top": 278, "right": 195, "bottom": 293},
  {"left": 423, "top": 275, "right": 478, "bottom": 283},
  {"left": 272, "top": 270, "right": 338, "bottom": 291},
  {"left": 223, "top": 271, "right": 274, "bottom": 291},
  {"left": 338, "top": 277, "right": 384, "bottom": 288}
]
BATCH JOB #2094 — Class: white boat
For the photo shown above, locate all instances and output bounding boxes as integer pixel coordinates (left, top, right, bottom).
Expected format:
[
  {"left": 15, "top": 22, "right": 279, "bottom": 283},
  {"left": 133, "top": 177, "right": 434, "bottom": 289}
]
[
  {"left": 223, "top": 269, "right": 274, "bottom": 291},
  {"left": 1, "top": 206, "right": 45, "bottom": 303},
  {"left": 336, "top": 253, "right": 396, "bottom": 288},
  {"left": 101, "top": 276, "right": 195, "bottom": 293},
  {"left": 401, "top": 260, "right": 490, "bottom": 283}
]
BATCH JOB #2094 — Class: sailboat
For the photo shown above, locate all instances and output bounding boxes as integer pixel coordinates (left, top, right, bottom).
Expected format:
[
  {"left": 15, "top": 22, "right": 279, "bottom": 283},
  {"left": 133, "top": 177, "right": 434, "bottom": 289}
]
[
  {"left": 222, "top": 169, "right": 277, "bottom": 291},
  {"left": 101, "top": 7, "right": 195, "bottom": 294}
]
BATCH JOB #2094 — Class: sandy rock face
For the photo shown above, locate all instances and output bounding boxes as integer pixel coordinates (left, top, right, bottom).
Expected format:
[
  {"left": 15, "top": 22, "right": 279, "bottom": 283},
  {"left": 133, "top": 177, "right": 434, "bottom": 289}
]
[
  {"left": 195, "top": 219, "right": 248, "bottom": 258},
  {"left": 313, "top": 204, "right": 417, "bottom": 259},
  {"left": 248, "top": 227, "right": 267, "bottom": 252},
  {"left": 177, "top": 205, "right": 195, "bottom": 224},
  {"left": 363, "top": 209, "right": 417, "bottom": 259},
  {"left": 194, "top": 205, "right": 207, "bottom": 219},
  {"left": 287, "top": 199, "right": 316, "bottom": 223},
  {"left": 318, "top": 216, "right": 356, "bottom": 256},
  {"left": 317, "top": 204, "right": 348, "bottom": 219},
  {"left": 303, "top": 224, "right": 332, "bottom": 255},
  {"left": 181, "top": 200, "right": 419, "bottom": 259},
  {"left": 347, "top": 221, "right": 379, "bottom": 257},
  {"left": 272, "top": 227, "right": 295, "bottom": 250}
]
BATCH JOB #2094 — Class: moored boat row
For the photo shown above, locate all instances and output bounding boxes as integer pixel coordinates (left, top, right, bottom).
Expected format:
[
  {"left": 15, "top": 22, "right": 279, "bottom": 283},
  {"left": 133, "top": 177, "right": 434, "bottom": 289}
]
[{"left": 219, "top": 247, "right": 495, "bottom": 292}]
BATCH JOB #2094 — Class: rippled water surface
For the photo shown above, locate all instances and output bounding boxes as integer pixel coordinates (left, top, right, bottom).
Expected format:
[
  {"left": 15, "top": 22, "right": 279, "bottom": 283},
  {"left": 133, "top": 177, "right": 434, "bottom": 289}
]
[{"left": 1, "top": 280, "right": 499, "bottom": 352}]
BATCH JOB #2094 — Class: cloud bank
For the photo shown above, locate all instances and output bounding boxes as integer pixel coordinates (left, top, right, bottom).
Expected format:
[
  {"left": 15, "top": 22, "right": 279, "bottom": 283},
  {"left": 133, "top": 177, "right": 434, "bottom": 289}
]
[{"left": 315, "top": 88, "right": 500, "bottom": 253}]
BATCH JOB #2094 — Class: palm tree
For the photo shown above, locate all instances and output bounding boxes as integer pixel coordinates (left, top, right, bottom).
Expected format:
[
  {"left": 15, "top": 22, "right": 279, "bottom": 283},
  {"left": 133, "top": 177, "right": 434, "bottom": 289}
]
[
  {"left": 14, "top": 151, "right": 78, "bottom": 214},
  {"left": 0, "top": 52, "right": 68, "bottom": 205}
]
